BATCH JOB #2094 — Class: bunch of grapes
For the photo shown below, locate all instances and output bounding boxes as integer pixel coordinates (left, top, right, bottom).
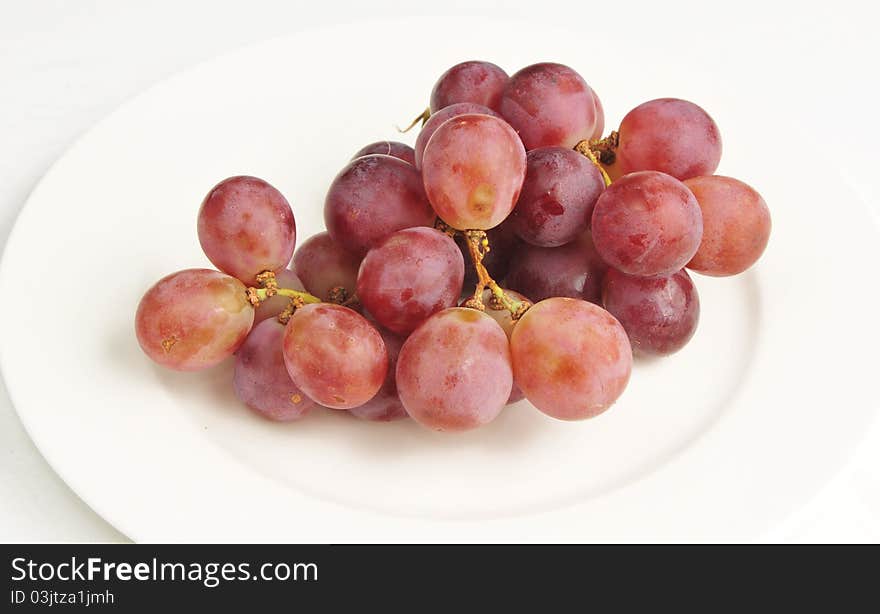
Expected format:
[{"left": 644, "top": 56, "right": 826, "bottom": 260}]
[{"left": 136, "top": 60, "right": 771, "bottom": 432}]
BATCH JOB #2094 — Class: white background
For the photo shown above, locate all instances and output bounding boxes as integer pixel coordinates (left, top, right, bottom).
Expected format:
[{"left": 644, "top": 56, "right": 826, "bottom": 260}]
[{"left": 1, "top": 0, "right": 878, "bottom": 542}]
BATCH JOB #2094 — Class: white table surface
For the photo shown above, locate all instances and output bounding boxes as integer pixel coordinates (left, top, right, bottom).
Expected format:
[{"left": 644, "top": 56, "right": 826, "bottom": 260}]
[{"left": 1, "top": 0, "right": 878, "bottom": 543}]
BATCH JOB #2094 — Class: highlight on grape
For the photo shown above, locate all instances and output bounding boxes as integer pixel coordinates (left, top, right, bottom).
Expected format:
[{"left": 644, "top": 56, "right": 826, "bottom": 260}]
[{"left": 135, "top": 60, "right": 771, "bottom": 432}]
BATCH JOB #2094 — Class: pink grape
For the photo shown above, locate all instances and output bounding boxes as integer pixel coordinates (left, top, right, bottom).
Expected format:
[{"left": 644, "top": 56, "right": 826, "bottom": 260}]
[
  {"left": 421, "top": 113, "right": 526, "bottom": 230},
  {"left": 591, "top": 171, "right": 703, "bottom": 277},
  {"left": 499, "top": 63, "right": 599, "bottom": 150},
  {"left": 324, "top": 154, "right": 435, "bottom": 257},
  {"left": 357, "top": 227, "right": 464, "bottom": 335},
  {"left": 611, "top": 98, "right": 722, "bottom": 181},
  {"left": 510, "top": 298, "right": 631, "bottom": 420},
  {"left": 282, "top": 304, "right": 387, "bottom": 409},
  {"left": 459, "top": 289, "right": 530, "bottom": 404},
  {"left": 602, "top": 268, "right": 700, "bottom": 356},
  {"left": 414, "top": 102, "right": 500, "bottom": 169},
  {"left": 353, "top": 141, "right": 415, "bottom": 166},
  {"left": 291, "top": 231, "right": 362, "bottom": 301},
  {"left": 348, "top": 328, "right": 408, "bottom": 421},
  {"left": 510, "top": 146, "right": 605, "bottom": 247},
  {"left": 252, "top": 268, "right": 307, "bottom": 324},
  {"left": 504, "top": 232, "right": 608, "bottom": 304},
  {"left": 197, "top": 176, "right": 296, "bottom": 283},
  {"left": 396, "top": 308, "right": 512, "bottom": 432},
  {"left": 233, "top": 319, "right": 316, "bottom": 420},
  {"left": 590, "top": 87, "right": 605, "bottom": 140},
  {"left": 456, "top": 221, "right": 520, "bottom": 286},
  {"left": 135, "top": 269, "right": 254, "bottom": 371},
  {"left": 684, "top": 176, "right": 771, "bottom": 276},
  {"left": 429, "top": 61, "right": 509, "bottom": 113}
]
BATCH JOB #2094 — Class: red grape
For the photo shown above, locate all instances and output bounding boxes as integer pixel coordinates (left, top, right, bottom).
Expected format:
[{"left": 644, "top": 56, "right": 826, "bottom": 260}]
[
  {"left": 510, "top": 146, "right": 605, "bottom": 247},
  {"left": 504, "top": 232, "right": 608, "bottom": 304},
  {"left": 602, "top": 268, "right": 700, "bottom": 356},
  {"left": 197, "top": 176, "right": 296, "bottom": 283},
  {"left": 510, "top": 298, "right": 631, "bottom": 420},
  {"left": 357, "top": 227, "right": 464, "bottom": 335},
  {"left": 252, "top": 268, "right": 307, "bottom": 324},
  {"left": 282, "top": 303, "right": 387, "bottom": 409},
  {"left": 459, "top": 289, "right": 529, "bottom": 405},
  {"left": 396, "top": 308, "right": 512, "bottom": 432},
  {"left": 684, "top": 176, "right": 771, "bottom": 276},
  {"left": 430, "top": 60, "right": 509, "bottom": 113},
  {"left": 233, "top": 319, "right": 316, "bottom": 420},
  {"left": 348, "top": 327, "right": 408, "bottom": 421},
  {"left": 499, "top": 63, "right": 599, "bottom": 150},
  {"left": 414, "top": 102, "right": 500, "bottom": 169},
  {"left": 291, "top": 231, "right": 362, "bottom": 301},
  {"left": 353, "top": 141, "right": 415, "bottom": 166},
  {"left": 610, "top": 98, "right": 722, "bottom": 181},
  {"left": 324, "top": 154, "right": 435, "bottom": 257},
  {"left": 135, "top": 269, "right": 254, "bottom": 371},
  {"left": 421, "top": 114, "right": 526, "bottom": 230},
  {"left": 590, "top": 87, "right": 605, "bottom": 140},
  {"left": 591, "top": 171, "right": 703, "bottom": 277}
]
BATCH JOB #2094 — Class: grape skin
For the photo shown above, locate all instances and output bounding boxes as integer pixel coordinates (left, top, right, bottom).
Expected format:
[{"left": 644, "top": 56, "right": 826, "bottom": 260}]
[
  {"left": 414, "top": 102, "right": 500, "bottom": 169},
  {"left": 602, "top": 268, "right": 700, "bottom": 356},
  {"left": 353, "top": 141, "right": 416, "bottom": 166},
  {"left": 510, "top": 298, "right": 631, "bottom": 420},
  {"left": 429, "top": 61, "right": 509, "bottom": 113},
  {"left": 135, "top": 269, "right": 254, "bottom": 371},
  {"left": 590, "top": 86, "right": 605, "bottom": 140},
  {"left": 510, "top": 146, "right": 605, "bottom": 247},
  {"left": 348, "top": 327, "right": 408, "bottom": 421},
  {"left": 421, "top": 114, "right": 526, "bottom": 230},
  {"left": 591, "top": 171, "right": 703, "bottom": 277},
  {"left": 291, "top": 231, "right": 362, "bottom": 301},
  {"left": 504, "top": 232, "right": 608, "bottom": 305},
  {"left": 684, "top": 176, "right": 771, "bottom": 276},
  {"left": 197, "top": 176, "right": 296, "bottom": 284},
  {"left": 282, "top": 304, "right": 387, "bottom": 409},
  {"left": 357, "top": 227, "right": 464, "bottom": 335},
  {"left": 233, "top": 319, "right": 316, "bottom": 420},
  {"left": 459, "top": 289, "right": 530, "bottom": 404},
  {"left": 324, "top": 154, "right": 435, "bottom": 257},
  {"left": 499, "top": 63, "right": 599, "bottom": 150},
  {"left": 611, "top": 98, "right": 722, "bottom": 181},
  {"left": 396, "top": 308, "right": 512, "bottom": 432},
  {"left": 252, "top": 268, "right": 307, "bottom": 324}
]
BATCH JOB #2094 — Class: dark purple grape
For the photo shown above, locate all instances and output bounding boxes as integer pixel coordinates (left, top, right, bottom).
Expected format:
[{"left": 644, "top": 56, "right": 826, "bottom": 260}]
[
  {"left": 504, "top": 233, "right": 608, "bottom": 304},
  {"left": 324, "top": 155, "right": 435, "bottom": 257},
  {"left": 602, "top": 268, "right": 700, "bottom": 356},
  {"left": 510, "top": 147, "right": 605, "bottom": 247}
]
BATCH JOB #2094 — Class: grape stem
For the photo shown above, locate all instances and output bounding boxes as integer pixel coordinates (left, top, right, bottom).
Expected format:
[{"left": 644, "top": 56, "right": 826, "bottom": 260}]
[
  {"left": 461, "top": 229, "right": 530, "bottom": 320},
  {"left": 246, "top": 270, "right": 321, "bottom": 308},
  {"left": 574, "top": 139, "right": 613, "bottom": 187},
  {"left": 397, "top": 107, "right": 431, "bottom": 133}
]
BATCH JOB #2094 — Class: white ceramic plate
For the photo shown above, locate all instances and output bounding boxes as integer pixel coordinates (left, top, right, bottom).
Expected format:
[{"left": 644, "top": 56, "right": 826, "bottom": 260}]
[{"left": 2, "top": 18, "right": 878, "bottom": 542}]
